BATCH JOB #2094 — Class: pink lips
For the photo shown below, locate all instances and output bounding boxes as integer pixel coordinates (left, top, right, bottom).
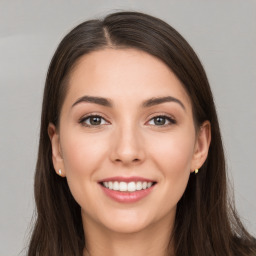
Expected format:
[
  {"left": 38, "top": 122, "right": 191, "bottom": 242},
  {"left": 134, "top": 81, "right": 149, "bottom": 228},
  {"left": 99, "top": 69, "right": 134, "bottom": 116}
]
[{"left": 99, "top": 176, "right": 156, "bottom": 203}]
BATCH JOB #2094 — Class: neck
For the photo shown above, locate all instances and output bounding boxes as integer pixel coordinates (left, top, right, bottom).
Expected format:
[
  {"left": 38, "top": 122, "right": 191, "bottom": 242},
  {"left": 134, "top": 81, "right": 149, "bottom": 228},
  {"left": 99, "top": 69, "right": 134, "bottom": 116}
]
[{"left": 82, "top": 212, "right": 175, "bottom": 256}]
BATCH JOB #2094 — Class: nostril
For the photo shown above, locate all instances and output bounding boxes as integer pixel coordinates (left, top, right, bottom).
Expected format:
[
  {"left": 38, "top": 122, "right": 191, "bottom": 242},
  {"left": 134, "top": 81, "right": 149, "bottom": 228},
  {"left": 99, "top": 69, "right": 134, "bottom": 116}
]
[{"left": 114, "top": 158, "right": 140, "bottom": 163}]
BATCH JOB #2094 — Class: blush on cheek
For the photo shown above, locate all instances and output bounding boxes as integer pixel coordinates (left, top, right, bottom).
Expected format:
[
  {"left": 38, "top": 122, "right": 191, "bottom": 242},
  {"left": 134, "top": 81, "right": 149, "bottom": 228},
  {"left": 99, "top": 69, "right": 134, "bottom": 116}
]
[
  {"left": 61, "top": 132, "right": 110, "bottom": 183},
  {"left": 151, "top": 136, "right": 193, "bottom": 171}
]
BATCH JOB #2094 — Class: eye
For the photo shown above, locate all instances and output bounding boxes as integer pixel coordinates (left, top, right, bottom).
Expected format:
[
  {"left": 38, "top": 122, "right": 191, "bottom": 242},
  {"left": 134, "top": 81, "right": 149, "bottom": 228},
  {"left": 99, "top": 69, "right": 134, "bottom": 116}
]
[
  {"left": 80, "top": 115, "right": 109, "bottom": 127},
  {"left": 148, "top": 115, "right": 176, "bottom": 126}
]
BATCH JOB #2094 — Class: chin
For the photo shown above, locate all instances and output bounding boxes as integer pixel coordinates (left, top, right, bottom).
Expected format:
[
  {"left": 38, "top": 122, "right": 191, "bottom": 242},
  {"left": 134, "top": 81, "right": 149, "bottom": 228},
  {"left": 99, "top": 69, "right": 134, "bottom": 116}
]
[
  {"left": 103, "top": 218, "right": 151, "bottom": 234},
  {"left": 96, "top": 207, "right": 163, "bottom": 234}
]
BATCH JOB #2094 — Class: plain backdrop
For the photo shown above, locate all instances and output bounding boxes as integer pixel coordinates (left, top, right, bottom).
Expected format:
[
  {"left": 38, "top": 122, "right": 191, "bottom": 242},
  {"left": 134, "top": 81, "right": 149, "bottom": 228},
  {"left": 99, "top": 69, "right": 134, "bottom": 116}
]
[{"left": 0, "top": 1, "right": 255, "bottom": 255}]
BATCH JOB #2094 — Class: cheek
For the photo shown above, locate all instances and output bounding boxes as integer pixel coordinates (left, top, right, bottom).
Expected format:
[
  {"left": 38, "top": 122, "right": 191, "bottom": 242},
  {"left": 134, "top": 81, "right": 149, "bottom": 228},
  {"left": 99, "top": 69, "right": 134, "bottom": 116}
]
[
  {"left": 60, "top": 131, "right": 110, "bottom": 205},
  {"left": 146, "top": 127, "right": 195, "bottom": 201},
  {"left": 61, "top": 131, "right": 109, "bottom": 176},
  {"left": 60, "top": 131, "right": 113, "bottom": 218},
  {"left": 148, "top": 129, "right": 195, "bottom": 174}
]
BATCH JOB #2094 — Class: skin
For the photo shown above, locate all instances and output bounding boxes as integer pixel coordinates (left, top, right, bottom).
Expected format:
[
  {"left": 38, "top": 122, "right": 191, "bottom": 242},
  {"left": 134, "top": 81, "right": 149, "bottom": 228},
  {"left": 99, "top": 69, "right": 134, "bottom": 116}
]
[{"left": 48, "top": 48, "right": 211, "bottom": 256}]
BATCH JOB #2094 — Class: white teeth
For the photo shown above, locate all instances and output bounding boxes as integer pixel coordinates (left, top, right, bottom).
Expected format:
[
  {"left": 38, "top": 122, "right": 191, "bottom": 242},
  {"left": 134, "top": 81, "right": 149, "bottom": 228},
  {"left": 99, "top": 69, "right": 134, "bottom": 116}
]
[
  {"left": 147, "top": 182, "right": 153, "bottom": 188},
  {"left": 102, "top": 181, "right": 154, "bottom": 192},
  {"left": 119, "top": 182, "right": 127, "bottom": 191},
  {"left": 142, "top": 182, "right": 147, "bottom": 189},
  {"left": 127, "top": 182, "right": 136, "bottom": 192},
  {"left": 113, "top": 181, "right": 119, "bottom": 190},
  {"left": 136, "top": 181, "right": 142, "bottom": 191}
]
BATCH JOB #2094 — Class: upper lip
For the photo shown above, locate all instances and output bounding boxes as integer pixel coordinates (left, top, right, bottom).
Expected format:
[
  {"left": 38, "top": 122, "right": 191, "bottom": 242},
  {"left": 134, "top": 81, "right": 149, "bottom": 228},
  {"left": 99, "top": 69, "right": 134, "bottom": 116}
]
[{"left": 98, "top": 176, "right": 156, "bottom": 183}]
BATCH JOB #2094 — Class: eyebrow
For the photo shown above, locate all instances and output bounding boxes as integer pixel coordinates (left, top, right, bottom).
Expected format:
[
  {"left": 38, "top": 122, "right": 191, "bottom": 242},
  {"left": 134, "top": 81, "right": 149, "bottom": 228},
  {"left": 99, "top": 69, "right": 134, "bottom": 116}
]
[
  {"left": 72, "top": 95, "right": 185, "bottom": 110},
  {"left": 142, "top": 96, "right": 186, "bottom": 110},
  {"left": 72, "top": 95, "right": 113, "bottom": 108}
]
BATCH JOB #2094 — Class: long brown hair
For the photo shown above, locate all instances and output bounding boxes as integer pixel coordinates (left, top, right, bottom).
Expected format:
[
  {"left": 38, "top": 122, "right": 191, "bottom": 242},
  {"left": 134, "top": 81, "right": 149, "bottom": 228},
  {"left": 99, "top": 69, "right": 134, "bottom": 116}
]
[{"left": 28, "top": 11, "right": 256, "bottom": 255}]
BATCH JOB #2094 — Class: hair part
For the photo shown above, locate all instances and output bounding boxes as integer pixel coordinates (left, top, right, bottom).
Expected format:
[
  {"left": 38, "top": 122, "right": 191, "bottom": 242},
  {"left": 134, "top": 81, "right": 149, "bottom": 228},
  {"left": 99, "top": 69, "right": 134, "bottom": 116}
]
[{"left": 28, "top": 11, "right": 256, "bottom": 256}]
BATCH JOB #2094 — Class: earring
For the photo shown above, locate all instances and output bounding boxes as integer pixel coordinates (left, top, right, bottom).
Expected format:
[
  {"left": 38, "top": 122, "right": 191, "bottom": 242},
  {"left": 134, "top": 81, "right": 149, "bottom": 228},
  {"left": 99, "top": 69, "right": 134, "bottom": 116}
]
[
  {"left": 195, "top": 169, "right": 199, "bottom": 174},
  {"left": 58, "top": 169, "right": 62, "bottom": 176}
]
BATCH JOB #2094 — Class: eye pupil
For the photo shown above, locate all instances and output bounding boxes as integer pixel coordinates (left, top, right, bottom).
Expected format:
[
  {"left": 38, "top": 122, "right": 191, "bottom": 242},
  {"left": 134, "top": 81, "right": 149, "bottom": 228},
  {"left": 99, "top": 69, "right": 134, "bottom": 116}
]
[
  {"left": 154, "top": 117, "right": 165, "bottom": 125},
  {"left": 90, "top": 116, "right": 101, "bottom": 125}
]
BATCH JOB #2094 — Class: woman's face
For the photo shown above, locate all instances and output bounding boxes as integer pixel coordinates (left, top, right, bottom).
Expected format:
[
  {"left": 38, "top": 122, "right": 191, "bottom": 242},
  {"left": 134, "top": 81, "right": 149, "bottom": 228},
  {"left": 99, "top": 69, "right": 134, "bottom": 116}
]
[{"left": 49, "top": 48, "right": 210, "bottom": 234}]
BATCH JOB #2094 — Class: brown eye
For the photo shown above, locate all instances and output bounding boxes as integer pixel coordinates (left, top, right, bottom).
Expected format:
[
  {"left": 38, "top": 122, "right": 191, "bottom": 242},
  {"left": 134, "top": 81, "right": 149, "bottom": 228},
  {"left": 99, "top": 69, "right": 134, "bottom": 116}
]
[
  {"left": 153, "top": 117, "right": 166, "bottom": 125},
  {"left": 90, "top": 116, "right": 102, "bottom": 125},
  {"left": 80, "top": 115, "right": 108, "bottom": 126}
]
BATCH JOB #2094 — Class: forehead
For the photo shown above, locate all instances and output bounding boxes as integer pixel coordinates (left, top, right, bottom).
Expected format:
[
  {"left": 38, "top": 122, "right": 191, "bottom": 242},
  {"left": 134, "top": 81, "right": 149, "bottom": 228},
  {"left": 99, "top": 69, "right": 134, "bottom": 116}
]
[{"left": 66, "top": 48, "right": 192, "bottom": 109}]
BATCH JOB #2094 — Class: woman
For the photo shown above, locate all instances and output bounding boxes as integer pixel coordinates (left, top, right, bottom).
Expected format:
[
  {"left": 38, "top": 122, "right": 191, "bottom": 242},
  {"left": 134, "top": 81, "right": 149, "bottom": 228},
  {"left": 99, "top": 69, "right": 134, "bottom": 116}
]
[{"left": 28, "top": 11, "right": 256, "bottom": 256}]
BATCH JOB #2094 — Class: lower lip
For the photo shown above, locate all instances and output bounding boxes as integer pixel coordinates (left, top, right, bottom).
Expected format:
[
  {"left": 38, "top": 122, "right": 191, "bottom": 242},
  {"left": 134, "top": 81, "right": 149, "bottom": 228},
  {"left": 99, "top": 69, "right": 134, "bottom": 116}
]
[{"left": 100, "top": 185, "right": 155, "bottom": 203}]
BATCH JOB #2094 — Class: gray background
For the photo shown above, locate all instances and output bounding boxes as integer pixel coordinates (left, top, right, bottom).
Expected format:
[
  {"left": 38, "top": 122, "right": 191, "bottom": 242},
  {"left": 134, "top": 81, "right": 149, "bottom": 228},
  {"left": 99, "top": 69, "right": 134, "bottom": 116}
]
[{"left": 0, "top": 0, "right": 255, "bottom": 255}]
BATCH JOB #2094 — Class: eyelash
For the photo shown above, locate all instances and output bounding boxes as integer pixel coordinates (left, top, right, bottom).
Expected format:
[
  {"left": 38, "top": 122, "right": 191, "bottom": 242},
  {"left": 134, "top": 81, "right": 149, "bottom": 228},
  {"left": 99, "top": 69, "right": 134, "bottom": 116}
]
[
  {"left": 79, "top": 114, "right": 176, "bottom": 128},
  {"left": 79, "top": 114, "right": 108, "bottom": 127},
  {"left": 147, "top": 115, "right": 176, "bottom": 126}
]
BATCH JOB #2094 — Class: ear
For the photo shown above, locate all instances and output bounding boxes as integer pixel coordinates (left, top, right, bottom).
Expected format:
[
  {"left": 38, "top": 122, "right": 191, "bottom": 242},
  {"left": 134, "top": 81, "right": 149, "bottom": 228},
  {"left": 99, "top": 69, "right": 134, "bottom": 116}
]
[
  {"left": 48, "top": 123, "right": 66, "bottom": 177},
  {"left": 190, "top": 121, "right": 211, "bottom": 172}
]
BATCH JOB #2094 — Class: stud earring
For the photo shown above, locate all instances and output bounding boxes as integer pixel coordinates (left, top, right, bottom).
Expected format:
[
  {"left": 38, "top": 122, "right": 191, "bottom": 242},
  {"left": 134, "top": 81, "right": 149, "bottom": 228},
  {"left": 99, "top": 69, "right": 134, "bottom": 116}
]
[
  {"left": 195, "top": 169, "right": 199, "bottom": 174},
  {"left": 58, "top": 169, "right": 62, "bottom": 176}
]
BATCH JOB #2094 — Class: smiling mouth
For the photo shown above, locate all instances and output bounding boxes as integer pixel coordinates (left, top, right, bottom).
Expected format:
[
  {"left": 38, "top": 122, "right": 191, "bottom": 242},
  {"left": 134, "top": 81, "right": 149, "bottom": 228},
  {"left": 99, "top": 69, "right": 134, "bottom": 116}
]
[{"left": 99, "top": 181, "right": 157, "bottom": 192}]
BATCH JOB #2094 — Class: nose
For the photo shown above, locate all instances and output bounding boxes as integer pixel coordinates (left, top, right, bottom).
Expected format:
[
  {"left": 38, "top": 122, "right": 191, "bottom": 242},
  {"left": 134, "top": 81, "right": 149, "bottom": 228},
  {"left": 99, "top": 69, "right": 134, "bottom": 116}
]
[{"left": 110, "top": 124, "right": 146, "bottom": 166}]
